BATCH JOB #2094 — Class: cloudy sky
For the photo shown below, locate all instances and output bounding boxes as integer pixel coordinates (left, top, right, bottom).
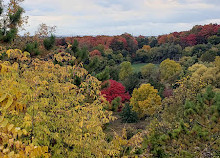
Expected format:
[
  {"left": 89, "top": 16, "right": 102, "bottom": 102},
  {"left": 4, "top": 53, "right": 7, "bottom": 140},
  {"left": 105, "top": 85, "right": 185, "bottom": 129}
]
[{"left": 17, "top": 0, "right": 220, "bottom": 36}]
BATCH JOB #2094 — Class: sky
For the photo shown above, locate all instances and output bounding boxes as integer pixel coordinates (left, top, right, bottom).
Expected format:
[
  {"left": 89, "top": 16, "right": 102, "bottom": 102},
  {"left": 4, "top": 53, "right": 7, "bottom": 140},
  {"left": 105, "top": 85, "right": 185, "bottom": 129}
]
[{"left": 16, "top": 0, "right": 220, "bottom": 36}]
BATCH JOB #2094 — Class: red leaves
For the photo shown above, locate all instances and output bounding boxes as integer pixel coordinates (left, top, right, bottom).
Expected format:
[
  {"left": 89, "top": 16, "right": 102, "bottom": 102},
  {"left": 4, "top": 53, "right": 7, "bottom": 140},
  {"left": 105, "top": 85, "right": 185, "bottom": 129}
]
[
  {"left": 65, "top": 36, "right": 113, "bottom": 50},
  {"left": 101, "top": 80, "right": 130, "bottom": 103},
  {"left": 89, "top": 50, "right": 102, "bottom": 57},
  {"left": 158, "top": 35, "right": 168, "bottom": 44},
  {"left": 109, "top": 36, "right": 128, "bottom": 51},
  {"left": 186, "top": 34, "right": 197, "bottom": 46},
  {"left": 157, "top": 24, "right": 220, "bottom": 47}
]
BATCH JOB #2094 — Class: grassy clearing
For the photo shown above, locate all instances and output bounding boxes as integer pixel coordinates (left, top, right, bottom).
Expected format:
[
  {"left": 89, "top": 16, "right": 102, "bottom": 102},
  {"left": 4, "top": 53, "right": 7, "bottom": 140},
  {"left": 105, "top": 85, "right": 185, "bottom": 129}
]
[
  {"left": 132, "top": 63, "right": 160, "bottom": 73},
  {"left": 132, "top": 63, "right": 147, "bottom": 73}
]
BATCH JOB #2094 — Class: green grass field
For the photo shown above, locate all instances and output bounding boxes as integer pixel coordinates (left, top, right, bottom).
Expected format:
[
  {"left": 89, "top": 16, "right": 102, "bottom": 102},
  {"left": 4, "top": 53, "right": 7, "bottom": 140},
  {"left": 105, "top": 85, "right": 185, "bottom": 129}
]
[
  {"left": 131, "top": 63, "right": 147, "bottom": 73},
  {"left": 132, "top": 63, "right": 160, "bottom": 73}
]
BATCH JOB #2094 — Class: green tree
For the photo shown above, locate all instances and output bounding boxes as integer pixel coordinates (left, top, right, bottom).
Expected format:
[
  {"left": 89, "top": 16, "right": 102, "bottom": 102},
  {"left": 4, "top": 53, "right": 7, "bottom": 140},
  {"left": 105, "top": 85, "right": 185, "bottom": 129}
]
[
  {"left": 119, "top": 61, "right": 133, "bottom": 81},
  {"left": 208, "top": 35, "right": 220, "bottom": 45},
  {"left": 24, "top": 41, "right": 40, "bottom": 56},
  {"left": 120, "top": 103, "right": 138, "bottom": 123},
  {"left": 141, "top": 63, "right": 158, "bottom": 80},
  {"left": 109, "top": 65, "right": 120, "bottom": 81},
  {"left": 159, "top": 59, "right": 182, "bottom": 83},
  {"left": 0, "top": 0, "right": 25, "bottom": 42},
  {"left": 43, "top": 35, "right": 55, "bottom": 50},
  {"left": 200, "top": 49, "right": 217, "bottom": 62},
  {"left": 96, "top": 66, "right": 110, "bottom": 81},
  {"left": 135, "top": 48, "right": 150, "bottom": 62},
  {"left": 191, "top": 44, "right": 211, "bottom": 58},
  {"left": 122, "top": 72, "right": 140, "bottom": 95},
  {"left": 167, "top": 87, "right": 220, "bottom": 157},
  {"left": 111, "top": 97, "right": 121, "bottom": 112},
  {"left": 214, "top": 56, "right": 220, "bottom": 68},
  {"left": 71, "top": 39, "right": 79, "bottom": 55},
  {"left": 179, "top": 56, "right": 197, "bottom": 70},
  {"left": 75, "top": 47, "right": 89, "bottom": 64}
]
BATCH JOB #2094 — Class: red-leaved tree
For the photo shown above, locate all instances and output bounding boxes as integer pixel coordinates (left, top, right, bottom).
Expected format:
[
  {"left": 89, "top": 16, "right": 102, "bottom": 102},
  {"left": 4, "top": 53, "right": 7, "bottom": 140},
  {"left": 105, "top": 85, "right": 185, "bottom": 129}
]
[
  {"left": 89, "top": 49, "right": 102, "bottom": 57},
  {"left": 101, "top": 80, "right": 130, "bottom": 103}
]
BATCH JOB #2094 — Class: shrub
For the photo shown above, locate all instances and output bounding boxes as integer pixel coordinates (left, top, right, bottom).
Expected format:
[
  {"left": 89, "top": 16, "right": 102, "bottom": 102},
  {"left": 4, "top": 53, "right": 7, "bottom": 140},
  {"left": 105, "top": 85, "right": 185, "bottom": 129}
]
[
  {"left": 43, "top": 35, "right": 55, "bottom": 50},
  {"left": 111, "top": 97, "right": 121, "bottom": 112},
  {"left": 101, "top": 79, "right": 130, "bottom": 103},
  {"left": 24, "top": 41, "right": 40, "bottom": 56},
  {"left": 120, "top": 103, "right": 138, "bottom": 123}
]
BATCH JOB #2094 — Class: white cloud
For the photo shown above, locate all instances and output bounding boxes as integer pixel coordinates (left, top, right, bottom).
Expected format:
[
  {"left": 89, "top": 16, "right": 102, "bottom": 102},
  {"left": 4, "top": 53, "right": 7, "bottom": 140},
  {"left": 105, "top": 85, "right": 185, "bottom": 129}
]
[{"left": 18, "top": 0, "right": 220, "bottom": 36}]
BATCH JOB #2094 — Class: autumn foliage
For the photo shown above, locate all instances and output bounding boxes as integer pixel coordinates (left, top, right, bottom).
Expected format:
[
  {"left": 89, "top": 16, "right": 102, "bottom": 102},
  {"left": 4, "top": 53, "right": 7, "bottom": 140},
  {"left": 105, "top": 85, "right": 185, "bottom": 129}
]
[
  {"left": 1, "top": 3, "right": 220, "bottom": 156},
  {"left": 101, "top": 79, "right": 130, "bottom": 103},
  {"left": 130, "top": 84, "right": 162, "bottom": 118},
  {"left": 89, "top": 49, "right": 102, "bottom": 57},
  {"left": 158, "top": 24, "right": 220, "bottom": 47}
]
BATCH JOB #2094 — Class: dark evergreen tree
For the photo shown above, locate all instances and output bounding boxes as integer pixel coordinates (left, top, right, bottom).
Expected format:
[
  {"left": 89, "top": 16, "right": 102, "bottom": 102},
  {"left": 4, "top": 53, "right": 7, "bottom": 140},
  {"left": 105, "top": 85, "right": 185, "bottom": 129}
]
[
  {"left": 120, "top": 103, "right": 138, "bottom": 123},
  {"left": 96, "top": 66, "right": 110, "bottom": 81},
  {"left": 43, "top": 35, "right": 55, "bottom": 50}
]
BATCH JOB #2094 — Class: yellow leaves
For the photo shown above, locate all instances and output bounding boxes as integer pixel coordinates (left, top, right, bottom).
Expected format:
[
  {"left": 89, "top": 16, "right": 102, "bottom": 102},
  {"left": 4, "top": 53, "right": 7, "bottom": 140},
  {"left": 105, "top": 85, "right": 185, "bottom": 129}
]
[
  {"left": 142, "top": 45, "right": 151, "bottom": 51},
  {"left": 141, "top": 63, "right": 157, "bottom": 79},
  {"left": 7, "top": 124, "right": 14, "bottom": 131},
  {"left": 0, "top": 119, "right": 9, "bottom": 128},
  {"left": 159, "top": 59, "right": 182, "bottom": 82},
  {"left": 8, "top": 151, "right": 15, "bottom": 157},
  {"left": 5, "top": 49, "right": 30, "bottom": 63},
  {"left": 6, "top": 49, "right": 12, "bottom": 58},
  {"left": 128, "top": 132, "right": 143, "bottom": 153},
  {"left": 119, "top": 61, "right": 133, "bottom": 81},
  {"left": 24, "top": 144, "right": 50, "bottom": 158},
  {"left": 0, "top": 63, "right": 10, "bottom": 73},
  {"left": 79, "top": 119, "right": 83, "bottom": 128},
  {"left": 131, "top": 84, "right": 162, "bottom": 118},
  {"left": 0, "top": 93, "right": 7, "bottom": 102},
  {"left": 188, "top": 63, "right": 207, "bottom": 73},
  {"left": 0, "top": 48, "right": 121, "bottom": 157},
  {"left": 107, "top": 149, "right": 120, "bottom": 157},
  {"left": 188, "top": 63, "right": 220, "bottom": 87},
  {"left": 122, "top": 128, "right": 127, "bottom": 139},
  {"left": 12, "top": 62, "right": 19, "bottom": 71},
  {"left": 22, "top": 129, "right": 28, "bottom": 135},
  {"left": 4, "top": 95, "right": 13, "bottom": 110},
  {"left": 107, "top": 128, "right": 146, "bottom": 157},
  {"left": 3, "top": 148, "right": 10, "bottom": 154},
  {"left": 0, "top": 93, "right": 24, "bottom": 114},
  {"left": 214, "top": 56, "right": 220, "bottom": 68},
  {"left": 0, "top": 115, "right": 4, "bottom": 123},
  {"left": 54, "top": 52, "right": 75, "bottom": 63},
  {"left": 23, "top": 51, "right": 30, "bottom": 57},
  {"left": 17, "top": 129, "right": 23, "bottom": 138},
  {"left": 184, "top": 123, "right": 190, "bottom": 128},
  {"left": 0, "top": 95, "right": 12, "bottom": 112}
]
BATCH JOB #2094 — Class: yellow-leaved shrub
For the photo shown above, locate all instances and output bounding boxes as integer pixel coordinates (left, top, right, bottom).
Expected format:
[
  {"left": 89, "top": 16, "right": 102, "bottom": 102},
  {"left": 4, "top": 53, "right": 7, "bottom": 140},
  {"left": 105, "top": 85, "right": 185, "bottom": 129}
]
[{"left": 130, "top": 84, "right": 162, "bottom": 118}]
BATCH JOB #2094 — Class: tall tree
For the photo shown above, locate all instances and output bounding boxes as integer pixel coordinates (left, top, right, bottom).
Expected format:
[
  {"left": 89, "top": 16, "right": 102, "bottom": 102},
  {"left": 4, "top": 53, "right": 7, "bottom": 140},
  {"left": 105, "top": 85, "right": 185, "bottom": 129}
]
[
  {"left": 130, "top": 83, "right": 162, "bottom": 118},
  {"left": 0, "top": 0, "right": 26, "bottom": 42},
  {"left": 159, "top": 59, "right": 182, "bottom": 83}
]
